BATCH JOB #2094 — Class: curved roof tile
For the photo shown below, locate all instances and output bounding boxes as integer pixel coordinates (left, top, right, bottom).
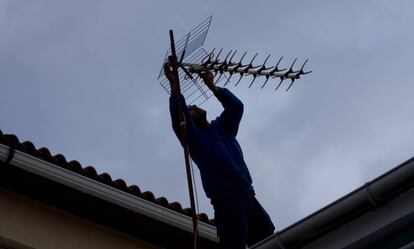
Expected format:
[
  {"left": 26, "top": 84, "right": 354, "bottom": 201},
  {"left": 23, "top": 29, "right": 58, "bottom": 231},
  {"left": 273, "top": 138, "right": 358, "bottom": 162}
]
[{"left": 0, "top": 129, "right": 214, "bottom": 225}]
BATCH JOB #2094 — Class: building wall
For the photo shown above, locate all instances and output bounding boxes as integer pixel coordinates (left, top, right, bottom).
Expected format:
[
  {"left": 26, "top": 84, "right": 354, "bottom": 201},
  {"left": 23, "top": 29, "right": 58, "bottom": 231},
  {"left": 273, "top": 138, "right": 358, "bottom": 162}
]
[{"left": 0, "top": 187, "right": 162, "bottom": 249}]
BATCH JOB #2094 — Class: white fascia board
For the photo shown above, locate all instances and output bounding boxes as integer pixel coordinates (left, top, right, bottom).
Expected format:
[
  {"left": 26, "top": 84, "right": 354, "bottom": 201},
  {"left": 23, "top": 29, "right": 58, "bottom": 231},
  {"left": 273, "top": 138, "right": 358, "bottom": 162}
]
[{"left": 0, "top": 144, "right": 217, "bottom": 242}]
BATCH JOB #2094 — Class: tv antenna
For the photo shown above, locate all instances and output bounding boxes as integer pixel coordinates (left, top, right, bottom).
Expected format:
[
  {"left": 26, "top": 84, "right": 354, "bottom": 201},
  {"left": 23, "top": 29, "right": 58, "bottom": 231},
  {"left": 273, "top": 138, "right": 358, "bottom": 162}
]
[
  {"left": 158, "top": 16, "right": 311, "bottom": 248},
  {"left": 158, "top": 16, "right": 312, "bottom": 106}
]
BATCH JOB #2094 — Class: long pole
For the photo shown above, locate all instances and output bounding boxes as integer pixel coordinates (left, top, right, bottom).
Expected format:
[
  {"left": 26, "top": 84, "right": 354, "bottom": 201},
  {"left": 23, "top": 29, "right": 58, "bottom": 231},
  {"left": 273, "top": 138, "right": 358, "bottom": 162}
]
[{"left": 169, "top": 30, "right": 199, "bottom": 249}]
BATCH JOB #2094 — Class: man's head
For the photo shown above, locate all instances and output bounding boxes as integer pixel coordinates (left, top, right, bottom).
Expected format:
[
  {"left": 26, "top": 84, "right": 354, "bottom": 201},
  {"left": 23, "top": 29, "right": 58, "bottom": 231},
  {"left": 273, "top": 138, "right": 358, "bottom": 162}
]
[{"left": 188, "top": 105, "right": 210, "bottom": 129}]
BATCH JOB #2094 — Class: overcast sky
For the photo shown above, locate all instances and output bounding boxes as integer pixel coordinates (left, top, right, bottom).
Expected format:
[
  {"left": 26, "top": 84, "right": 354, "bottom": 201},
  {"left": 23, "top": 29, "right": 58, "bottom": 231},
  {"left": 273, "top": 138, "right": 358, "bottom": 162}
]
[{"left": 1, "top": 0, "right": 413, "bottom": 230}]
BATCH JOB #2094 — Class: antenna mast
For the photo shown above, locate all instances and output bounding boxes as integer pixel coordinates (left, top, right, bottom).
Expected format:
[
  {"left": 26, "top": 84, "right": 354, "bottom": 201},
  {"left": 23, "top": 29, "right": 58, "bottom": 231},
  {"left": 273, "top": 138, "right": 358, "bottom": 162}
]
[{"left": 168, "top": 30, "right": 200, "bottom": 249}]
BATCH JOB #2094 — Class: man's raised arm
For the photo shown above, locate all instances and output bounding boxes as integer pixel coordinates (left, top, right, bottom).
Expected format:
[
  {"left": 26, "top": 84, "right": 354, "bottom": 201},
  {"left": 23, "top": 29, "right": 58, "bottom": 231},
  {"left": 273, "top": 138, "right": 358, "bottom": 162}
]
[
  {"left": 164, "top": 63, "right": 200, "bottom": 148},
  {"left": 199, "top": 72, "right": 244, "bottom": 136}
]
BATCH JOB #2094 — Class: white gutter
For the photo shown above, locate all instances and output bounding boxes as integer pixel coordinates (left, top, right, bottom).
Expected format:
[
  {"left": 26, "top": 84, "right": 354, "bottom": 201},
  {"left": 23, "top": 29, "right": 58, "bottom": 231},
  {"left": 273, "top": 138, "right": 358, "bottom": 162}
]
[
  {"left": 0, "top": 144, "right": 217, "bottom": 242},
  {"left": 250, "top": 157, "right": 414, "bottom": 249}
]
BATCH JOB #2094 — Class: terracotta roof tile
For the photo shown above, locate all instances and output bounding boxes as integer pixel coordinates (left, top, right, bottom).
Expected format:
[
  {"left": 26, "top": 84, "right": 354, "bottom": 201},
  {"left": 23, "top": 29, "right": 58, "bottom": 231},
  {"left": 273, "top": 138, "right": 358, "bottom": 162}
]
[
  {"left": 169, "top": 201, "right": 183, "bottom": 212},
  {"left": 21, "top": 141, "right": 36, "bottom": 154},
  {"left": 69, "top": 160, "right": 83, "bottom": 174},
  {"left": 38, "top": 147, "right": 53, "bottom": 161},
  {"left": 183, "top": 207, "right": 192, "bottom": 216},
  {"left": 98, "top": 172, "right": 113, "bottom": 183},
  {"left": 142, "top": 191, "right": 156, "bottom": 202},
  {"left": 114, "top": 179, "right": 128, "bottom": 191},
  {"left": 4, "top": 134, "right": 19, "bottom": 147},
  {"left": 84, "top": 166, "right": 98, "bottom": 178},
  {"left": 0, "top": 129, "right": 214, "bottom": 225},
  {"left": 197, "top": 213, "right": 209, "bottom": 223},
  {"left": 128, "top": 184, "right": 142, "bottom": 195},
  {"left": 156, "top": 197, "right": 170, "bottom": 208},
  {"left": 54, "top": 154, "right": 68, "bottom": 167}
]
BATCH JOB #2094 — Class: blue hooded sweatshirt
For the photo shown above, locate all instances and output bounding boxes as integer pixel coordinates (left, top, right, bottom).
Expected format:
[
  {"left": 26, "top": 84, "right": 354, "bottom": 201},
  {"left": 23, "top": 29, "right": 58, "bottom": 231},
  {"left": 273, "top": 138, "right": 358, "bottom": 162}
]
[{"left": 170, "top": 87, "right": 253, "bottom": 199}]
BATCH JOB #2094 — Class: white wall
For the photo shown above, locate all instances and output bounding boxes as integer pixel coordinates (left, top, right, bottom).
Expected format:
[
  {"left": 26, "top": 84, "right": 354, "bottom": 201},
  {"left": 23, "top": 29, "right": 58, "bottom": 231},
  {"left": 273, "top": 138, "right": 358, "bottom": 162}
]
[{"left": 0, "top": 187, "right": 162, "bottom": 249}]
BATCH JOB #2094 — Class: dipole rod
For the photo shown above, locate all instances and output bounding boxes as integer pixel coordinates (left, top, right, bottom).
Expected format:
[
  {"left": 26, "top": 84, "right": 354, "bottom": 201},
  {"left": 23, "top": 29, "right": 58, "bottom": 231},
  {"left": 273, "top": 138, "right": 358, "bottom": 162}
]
[
  {"left": 181, "top": 62, "right": 307, "bottom": 80},
  {"left": 169, "top": 30, "right": 199, "bottom": 249}
]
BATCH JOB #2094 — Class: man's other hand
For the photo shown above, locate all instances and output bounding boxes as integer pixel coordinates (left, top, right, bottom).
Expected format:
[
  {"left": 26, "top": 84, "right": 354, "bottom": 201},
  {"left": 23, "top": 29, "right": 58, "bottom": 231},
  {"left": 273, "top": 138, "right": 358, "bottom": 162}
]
[
  {"left": 199, "top": 71, "right": 219, "bottom": 93},
  {"left": 164, "top": 63, "right": 179, "bottom": 93}
]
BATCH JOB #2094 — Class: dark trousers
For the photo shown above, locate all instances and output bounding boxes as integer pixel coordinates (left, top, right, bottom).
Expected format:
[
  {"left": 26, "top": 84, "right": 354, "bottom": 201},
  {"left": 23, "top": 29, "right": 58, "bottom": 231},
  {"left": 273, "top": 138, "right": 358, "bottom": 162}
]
[{"left": 211, "top": 192, "right": 275, "bottom": 249}]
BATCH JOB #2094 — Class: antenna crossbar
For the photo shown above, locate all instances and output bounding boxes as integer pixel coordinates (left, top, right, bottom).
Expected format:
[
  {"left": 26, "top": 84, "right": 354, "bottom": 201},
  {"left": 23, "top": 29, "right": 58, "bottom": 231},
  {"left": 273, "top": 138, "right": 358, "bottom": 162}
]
[{"left": 181, "top": 62, "right": 310, "bottom": 81}]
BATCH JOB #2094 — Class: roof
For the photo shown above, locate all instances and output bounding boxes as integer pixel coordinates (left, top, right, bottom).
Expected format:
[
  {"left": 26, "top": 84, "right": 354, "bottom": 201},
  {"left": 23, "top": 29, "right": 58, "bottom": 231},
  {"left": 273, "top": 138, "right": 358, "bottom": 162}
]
[
  {"left": 0, "top": 129, "right": 218, "bottom": 248},
  {"left": 7, "top": 127, "right": 412, "bottom": 248},
  {"left": 251, "top": 156, "right": 414, "bottom": 248}
]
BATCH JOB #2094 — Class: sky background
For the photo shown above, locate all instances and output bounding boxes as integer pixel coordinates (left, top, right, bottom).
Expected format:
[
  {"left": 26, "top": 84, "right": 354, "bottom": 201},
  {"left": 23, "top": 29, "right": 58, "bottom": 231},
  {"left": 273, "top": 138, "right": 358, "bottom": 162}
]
[{"left": 1, "top": 0, "right": 413, "bottom": 230}]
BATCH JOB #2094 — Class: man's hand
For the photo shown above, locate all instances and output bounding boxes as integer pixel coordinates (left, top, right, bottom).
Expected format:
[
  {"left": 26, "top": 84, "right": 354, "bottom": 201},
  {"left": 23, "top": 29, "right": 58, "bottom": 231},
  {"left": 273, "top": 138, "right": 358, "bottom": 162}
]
[
  {"left": 164, "top": 63, "right": 180, "bottom": 93},
  {"left": 199, "top": 71, "right": 219, "bottom": 93}
]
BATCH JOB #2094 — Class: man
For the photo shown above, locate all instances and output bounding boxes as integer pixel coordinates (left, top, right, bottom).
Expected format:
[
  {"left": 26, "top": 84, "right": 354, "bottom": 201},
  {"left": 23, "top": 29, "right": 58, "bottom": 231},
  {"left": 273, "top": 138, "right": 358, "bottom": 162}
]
[{"left": 164, "top": 63, "right": 275, "bottom": 248}]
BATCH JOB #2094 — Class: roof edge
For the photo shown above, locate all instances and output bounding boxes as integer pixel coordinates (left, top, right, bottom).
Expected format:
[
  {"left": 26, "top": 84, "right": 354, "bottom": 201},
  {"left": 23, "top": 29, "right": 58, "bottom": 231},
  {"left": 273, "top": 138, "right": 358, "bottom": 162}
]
[
  {"left": 0, "top": 143, "right": 217, "bottom": 242},
  {"left": 251, "top": 157, "right": 414, "bottom": 249}
]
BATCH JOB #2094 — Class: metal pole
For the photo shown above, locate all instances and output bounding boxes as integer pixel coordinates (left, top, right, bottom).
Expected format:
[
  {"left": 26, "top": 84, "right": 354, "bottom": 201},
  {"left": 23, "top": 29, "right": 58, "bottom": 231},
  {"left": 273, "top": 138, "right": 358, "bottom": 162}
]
[{"left": 169, "top": 29, "right": 199, "bottom": 249}]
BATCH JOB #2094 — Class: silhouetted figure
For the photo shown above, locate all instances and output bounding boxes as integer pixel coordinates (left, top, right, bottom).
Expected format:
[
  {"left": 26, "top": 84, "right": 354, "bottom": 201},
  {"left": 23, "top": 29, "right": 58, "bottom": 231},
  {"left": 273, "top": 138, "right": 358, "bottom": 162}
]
[{"left": 164, "top": 64, "right": 275, "bottom": 249}]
